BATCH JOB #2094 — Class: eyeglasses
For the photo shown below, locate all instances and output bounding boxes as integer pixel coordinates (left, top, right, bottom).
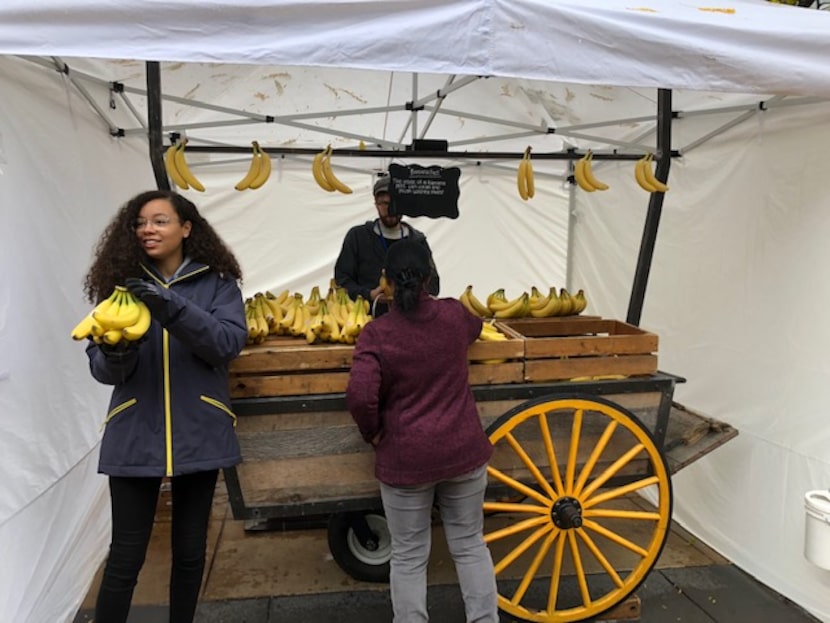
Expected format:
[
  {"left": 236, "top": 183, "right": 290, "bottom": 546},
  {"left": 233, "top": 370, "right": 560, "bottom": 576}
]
[{"left": 134, "top": 217, "right": 176, "bottom": 231}]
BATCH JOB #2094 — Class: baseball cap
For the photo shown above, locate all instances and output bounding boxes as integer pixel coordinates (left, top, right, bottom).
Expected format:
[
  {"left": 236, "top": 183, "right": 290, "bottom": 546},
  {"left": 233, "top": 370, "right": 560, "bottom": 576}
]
[{"left": 373, "top": 174, "right": 391, "bottom": 196}]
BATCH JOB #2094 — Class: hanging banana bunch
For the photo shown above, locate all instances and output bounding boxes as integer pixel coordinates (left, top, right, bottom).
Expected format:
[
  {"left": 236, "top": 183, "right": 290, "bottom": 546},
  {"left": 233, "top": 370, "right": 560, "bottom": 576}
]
[
  {"left": 312, "top": 145, "right": 352, "bottom": 194},
  {"left": 634, "top": 153, "right": 669, "bottom": 193},
  {"left": 234, "top": 141, "right": 272, "bottom": 191},
  {"left": 164, "top": 138, "right": 205, "bottom": 192},
  {"left": 573, "top": 150, "right": 609, "bottom": 192},
  {"left": 516, "top": 147, "right": 535, "bottom": 201}
]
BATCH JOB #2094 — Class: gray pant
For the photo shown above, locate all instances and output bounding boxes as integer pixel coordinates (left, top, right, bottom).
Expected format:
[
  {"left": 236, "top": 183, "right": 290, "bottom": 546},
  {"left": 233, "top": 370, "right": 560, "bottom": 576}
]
[{"left": 380, "top": 465, "right": 499, "bottom": 623}]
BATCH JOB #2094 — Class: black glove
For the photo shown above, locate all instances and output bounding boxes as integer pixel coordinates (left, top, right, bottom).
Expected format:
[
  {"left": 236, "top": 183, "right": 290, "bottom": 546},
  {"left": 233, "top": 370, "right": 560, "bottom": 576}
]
[
  {"left": 125, "top": 277, "right": 182, "bottom": 324},
  {"left": 125, "top": 277, "right": 164, "bottom": 308},
  {"left": 98, "top": 338, "right": 140, "bottom": 360}
]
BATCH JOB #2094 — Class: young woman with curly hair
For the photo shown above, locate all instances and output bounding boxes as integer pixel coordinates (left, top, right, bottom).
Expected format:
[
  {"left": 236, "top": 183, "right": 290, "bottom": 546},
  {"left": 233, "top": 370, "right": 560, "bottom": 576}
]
[{"left": 82, "top": 190, "right": 247, "bottom": 623}]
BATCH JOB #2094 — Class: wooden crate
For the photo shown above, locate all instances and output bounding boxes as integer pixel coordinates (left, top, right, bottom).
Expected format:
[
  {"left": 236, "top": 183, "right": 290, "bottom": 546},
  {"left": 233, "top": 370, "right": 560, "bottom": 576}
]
[
  {"left": 495, "top": 317, "right": 658, "bottom": 382},
  {"left": 229, "top": 329, "right": 525, "bottom": 399}
]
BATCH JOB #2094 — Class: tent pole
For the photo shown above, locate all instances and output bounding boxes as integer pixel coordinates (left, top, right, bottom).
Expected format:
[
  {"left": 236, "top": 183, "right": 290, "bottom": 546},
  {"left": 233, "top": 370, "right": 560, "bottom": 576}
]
[
  {"left": 626, "top": 88, "right": 672, "bottom": 326},
  {"left": 146, "top": 61, "right": 170, "bottom": 191}
]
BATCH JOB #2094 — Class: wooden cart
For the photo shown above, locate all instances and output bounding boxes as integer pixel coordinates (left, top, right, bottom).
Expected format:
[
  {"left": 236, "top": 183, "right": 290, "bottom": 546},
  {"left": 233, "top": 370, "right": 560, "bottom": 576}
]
[{"left": 223, "top": 315, "right": 736, "bottom": 623}]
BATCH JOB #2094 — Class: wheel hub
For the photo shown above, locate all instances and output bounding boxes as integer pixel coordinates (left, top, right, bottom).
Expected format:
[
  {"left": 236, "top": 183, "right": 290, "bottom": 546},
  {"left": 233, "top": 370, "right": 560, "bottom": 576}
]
[{"left": 551, "top": 496, "right": 583, "bottom": 529}]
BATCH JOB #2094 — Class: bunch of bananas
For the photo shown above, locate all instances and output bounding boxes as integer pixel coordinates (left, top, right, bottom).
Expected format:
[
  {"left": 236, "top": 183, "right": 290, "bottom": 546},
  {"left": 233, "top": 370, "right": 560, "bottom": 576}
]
[
  {"left": 164, "top": 139, "right": 205, "bottom": 192},
  {"left": 71, "top": 286, "right": 151, "bottom": 345},
  {"left": 516, "top": 147, "right": 535, "bottom": 201},
  {"left": 574, "top": 151, "right": 609, "bottom": 192},
  {"left": 460, "top": 285, "right": 588, "bottom": 319},
  {"left": 312, "top": 145, "right": 353, "bottom": 194},
  {"left": 478, "top": 320, "right": 508, "bottom": 342},
  {"left": 234, "top": 140, "right": 272, "bottom": 191},
  {"left": 244, "top": 281, "right": 371, "bottom": 346},
  {"left": 634, "top": 154, "right": 669, "bottom": 193}
]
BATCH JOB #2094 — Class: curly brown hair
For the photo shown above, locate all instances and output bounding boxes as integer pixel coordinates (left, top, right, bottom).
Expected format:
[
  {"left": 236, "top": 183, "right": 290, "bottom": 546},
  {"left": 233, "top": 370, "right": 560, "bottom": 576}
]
[{"left": 83, "top": 190, "right": 243, "bottom": 303}]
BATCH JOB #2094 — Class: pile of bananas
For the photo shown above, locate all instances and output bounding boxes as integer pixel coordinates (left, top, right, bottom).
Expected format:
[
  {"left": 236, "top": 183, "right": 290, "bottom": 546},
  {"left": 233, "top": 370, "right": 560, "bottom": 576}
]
[
  {"left": 244, "top": 281, "right": 371, "bottom": 346},
  {"left": 516, "top": 147, "right": 535, "bottom": 201},
  {"left": 312, "top": 145, "right": 353, "bottom": 194},
  {"left": 234, "top": 141, "right": 272, "bottom": 191},
  {"left": 634, "top": 154, "right": 669, "bottom": 193},
  {"left": 71, "top": 286, "right": 151, "bottom": 345},
  {"left": 164, "top": 139, "right": 205, "bottom": 192},
  {"left": 459, "top": 284, "right": 588, "bottom": 319},
  {"left": 574, "top": 151, "right": 609, "bottom": 192},
  {"left": 478, "top": 320, "right": 508, "bottom": 342}
]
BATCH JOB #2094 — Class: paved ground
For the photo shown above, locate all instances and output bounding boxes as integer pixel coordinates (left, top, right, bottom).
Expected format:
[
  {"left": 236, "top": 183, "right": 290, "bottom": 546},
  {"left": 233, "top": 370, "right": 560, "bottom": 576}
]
[
  {"left": 74, "top": 482, "right": 821, "bottom": 623},
  {"left": 75, "top": 563, "right": 820, "bottom": 623}
]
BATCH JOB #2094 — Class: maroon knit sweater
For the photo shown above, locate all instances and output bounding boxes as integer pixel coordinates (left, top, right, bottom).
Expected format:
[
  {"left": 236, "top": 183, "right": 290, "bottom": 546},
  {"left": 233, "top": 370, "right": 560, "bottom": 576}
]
[{"left": 346, "top": 292, "right": 493, "bottom": 486}]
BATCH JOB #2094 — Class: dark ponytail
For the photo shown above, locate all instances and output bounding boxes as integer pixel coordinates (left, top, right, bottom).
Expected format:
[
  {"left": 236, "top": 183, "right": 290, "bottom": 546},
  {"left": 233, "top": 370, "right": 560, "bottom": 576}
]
[{"left": 384, "top": 240, "right": 431, "bottom": 313}]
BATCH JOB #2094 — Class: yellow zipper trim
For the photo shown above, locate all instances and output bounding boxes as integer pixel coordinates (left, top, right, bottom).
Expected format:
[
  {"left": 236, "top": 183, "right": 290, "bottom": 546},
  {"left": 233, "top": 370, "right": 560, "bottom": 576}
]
[
  {"left": 100, "top": 398, "right": 137, "bottom": 432},
  {"left": 163, "top": 328, "right": 173, "bottom": 476},
  {"left": 200, "top": 395, "right": 238, "bottom": 427}
]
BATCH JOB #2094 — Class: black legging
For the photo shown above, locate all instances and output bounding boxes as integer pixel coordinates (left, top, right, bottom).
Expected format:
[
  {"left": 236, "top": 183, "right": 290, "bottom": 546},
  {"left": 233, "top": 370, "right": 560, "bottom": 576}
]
[{"left": 94, "top": 470, "right": 218, "bottom": 623}]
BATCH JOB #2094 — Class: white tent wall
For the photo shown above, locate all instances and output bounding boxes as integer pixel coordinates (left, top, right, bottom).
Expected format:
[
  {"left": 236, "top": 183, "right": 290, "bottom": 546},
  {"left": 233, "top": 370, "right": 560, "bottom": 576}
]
[
  {"left": 0, "top": 57, "right": 155, "bottom": 621},
  {"left": 571, "top": 101, "right": 830, "bottom": 622}
]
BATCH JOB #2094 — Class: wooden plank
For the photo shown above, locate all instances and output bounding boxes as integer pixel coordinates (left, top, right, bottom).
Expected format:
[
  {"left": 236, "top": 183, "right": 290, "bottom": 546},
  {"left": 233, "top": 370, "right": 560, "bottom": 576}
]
[
  {"left": 467, "top": 338, "right": 524, "bottom": 361},
  {"left": 230, "top": 372, "right": 350, "bottom": 398},
  {"left": 468, "top": 361, "right": 524, "bottom": 385},
  {"left": 524, "top": 355, "right": 658, "bottom": 382},
  {"left": 597, "top": 594, "right": 641, "bottom": 621},
  {"left": 231, "top": 341, "right": 354, "bottom": 374},
  {"left": 235, "top": 452, "right": 379, "bottom": 507}
]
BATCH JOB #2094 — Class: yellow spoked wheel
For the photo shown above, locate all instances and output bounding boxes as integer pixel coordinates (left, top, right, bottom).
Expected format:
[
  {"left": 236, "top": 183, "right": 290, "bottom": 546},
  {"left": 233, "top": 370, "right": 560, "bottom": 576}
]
[{"left": 483, "top": 395, "right": 672, "bottom": 623}]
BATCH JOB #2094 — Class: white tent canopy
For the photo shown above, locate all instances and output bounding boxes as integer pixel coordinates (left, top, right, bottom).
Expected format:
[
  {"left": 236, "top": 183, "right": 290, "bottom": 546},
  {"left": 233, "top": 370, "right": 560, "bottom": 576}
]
[
  {"left": 1, "top": 1, "right": 830, "bottom": 622},
  {"left": 2, "top": 0, "right": 830, "bottom": 96}
]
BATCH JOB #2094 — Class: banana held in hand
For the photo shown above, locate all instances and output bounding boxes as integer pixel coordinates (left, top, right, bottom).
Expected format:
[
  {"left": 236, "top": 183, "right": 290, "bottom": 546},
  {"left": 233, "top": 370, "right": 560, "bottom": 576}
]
[
  {"left": 248, "top": 143, "right": 272, "bottom": 190},
  {"left": 321, "top": 145, "right": 353, "bottom": 194},
  {"left": 164, "top": 143, "right": 189, "bottom": 190},
  {"left": 173, "top": 139, "right": 205, "bottom": 192},
  {"left": 235, "top": 141, "right": 263, "bottom": 191}
]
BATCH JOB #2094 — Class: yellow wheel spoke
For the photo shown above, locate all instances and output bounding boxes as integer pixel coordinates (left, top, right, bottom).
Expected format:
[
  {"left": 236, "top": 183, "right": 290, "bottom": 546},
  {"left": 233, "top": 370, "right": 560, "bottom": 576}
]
[
  {"left": 511, "top": 529, "right": 558, "bottom": 604},
  {"left": 582, "top": 476, "right": 660, "bottom": 509},
  {"left": 575, "top": 528, "right": 624, "bottom": 588},
  {"left": 582, "top": 518, "right": 650, "bottom": 557},
  {"left": 483, "top": 502, "right": 550, "bottom": 515},
  {"left": 485, "top": 515, "right": 550, "bottom": 544},
  {"left": 564, "top": 408, "right": 583, "bottom": 495},
  {"left": 568, "top": 530, "right": 592, "bottom": 607},
  {"left": 487, "top": 465, "right": 551, "bottom": 506},
  {"left": 580, "top": 443, "right": 645, "bottom": 500},
  {"left": 493, "top": 523, "right": 555, "bottom": 575},
  {"left": 538, "top": 412, "right": 565, "bottom": 494},
  {"left": 573, "top": 421, "right": 618, "bottom": 498},
  {"left": 584, "top": 508, "right": 661, "bottom": 521},
  {"left": 547, "top": 528, "right": 568, "bottom": 613},
  {"left": 504, "top": 431, "right": 558, "bottom": 499}
]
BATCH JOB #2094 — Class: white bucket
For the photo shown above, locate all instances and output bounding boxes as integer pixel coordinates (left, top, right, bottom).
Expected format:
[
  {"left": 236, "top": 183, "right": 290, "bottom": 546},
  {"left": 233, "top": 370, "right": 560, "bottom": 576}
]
[{"left": 804, "top": 490, "right": 830, "bottom": 570}]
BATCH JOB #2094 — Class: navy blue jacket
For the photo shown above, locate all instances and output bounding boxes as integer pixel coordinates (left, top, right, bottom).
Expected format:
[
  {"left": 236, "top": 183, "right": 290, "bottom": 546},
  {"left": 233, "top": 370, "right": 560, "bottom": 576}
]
[{"left": 86, "top": 262, "right": 247, "bottom": 477}]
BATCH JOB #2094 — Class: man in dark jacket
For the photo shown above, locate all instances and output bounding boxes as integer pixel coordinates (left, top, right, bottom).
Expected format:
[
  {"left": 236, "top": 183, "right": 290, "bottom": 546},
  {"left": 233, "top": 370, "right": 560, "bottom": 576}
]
[{"left": 334, "top": 174, "right": 440, "bottom": 315}]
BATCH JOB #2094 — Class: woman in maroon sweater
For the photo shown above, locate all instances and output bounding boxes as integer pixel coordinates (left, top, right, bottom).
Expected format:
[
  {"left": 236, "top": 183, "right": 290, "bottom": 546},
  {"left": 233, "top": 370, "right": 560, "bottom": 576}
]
[{"left": 346, "top": 240, "right": 498, "bottom": 622}]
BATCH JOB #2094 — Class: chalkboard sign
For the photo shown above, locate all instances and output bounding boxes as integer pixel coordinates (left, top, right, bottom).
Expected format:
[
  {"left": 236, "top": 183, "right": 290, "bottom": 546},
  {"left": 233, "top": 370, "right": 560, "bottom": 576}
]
[{"left": 387, "top": 163, "right": 460, "bottom": 219}]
